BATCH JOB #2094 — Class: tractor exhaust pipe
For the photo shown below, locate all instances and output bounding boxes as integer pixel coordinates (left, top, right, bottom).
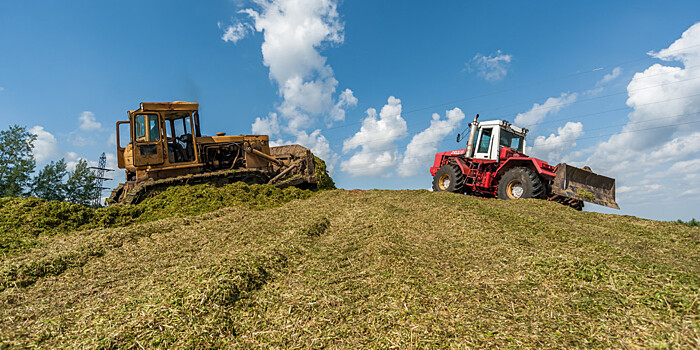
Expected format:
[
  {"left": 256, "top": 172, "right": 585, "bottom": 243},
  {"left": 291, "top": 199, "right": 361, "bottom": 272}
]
[{"left": 464, "top": 114, "right": 479, "bottom": 158}]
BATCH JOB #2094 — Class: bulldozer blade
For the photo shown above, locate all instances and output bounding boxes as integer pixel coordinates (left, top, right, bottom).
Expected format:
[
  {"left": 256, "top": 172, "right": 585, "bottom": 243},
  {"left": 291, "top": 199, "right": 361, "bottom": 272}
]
[{"left": 551, "top": 164, "right": 619, "bottom": 209}]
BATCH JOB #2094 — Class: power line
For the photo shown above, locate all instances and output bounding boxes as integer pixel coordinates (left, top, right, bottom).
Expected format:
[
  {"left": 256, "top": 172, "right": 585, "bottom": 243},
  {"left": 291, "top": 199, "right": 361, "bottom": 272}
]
[
  {"left": 338, "top": 79, "right": 700, "bottom": 152},
  {"left": 319, "top": 44, "right": 700, "bottom": 134},
  {"left": 478, "top": 64, "right": 700, "bottom": 122},
  {"left": 492, "top": 74, "right": 700, "bottom": 124},
  {"left": 341, "top": 112, "right": 700, "bottom": 160},
  {"left": 342, "top": 118, "right": 700, "bottom": 172},
  {"left": 528, "top": 115, "right": 700, "bottom": 150}
]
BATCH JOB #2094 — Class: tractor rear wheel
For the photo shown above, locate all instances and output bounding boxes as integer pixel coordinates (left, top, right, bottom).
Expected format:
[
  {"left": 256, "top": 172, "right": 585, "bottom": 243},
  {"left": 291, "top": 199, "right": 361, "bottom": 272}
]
[
  {"left": 497, "top": 167, "right": 544, "bottom": 200},
  {"left": 432, "top": 164, "right": 465, "bottom": 193}
]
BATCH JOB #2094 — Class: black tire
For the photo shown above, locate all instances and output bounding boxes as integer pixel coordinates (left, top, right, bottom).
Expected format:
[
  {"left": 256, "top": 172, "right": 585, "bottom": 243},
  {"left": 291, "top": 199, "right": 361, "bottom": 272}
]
[
  {"left": 497, "top": 167, "right": 544, "bottom": 200},
  {"left": 570, "top": 200, "right": 584, "bottom": 211},
  {"left": 432, "top": 164, "right": 465, "bottom": 193}
]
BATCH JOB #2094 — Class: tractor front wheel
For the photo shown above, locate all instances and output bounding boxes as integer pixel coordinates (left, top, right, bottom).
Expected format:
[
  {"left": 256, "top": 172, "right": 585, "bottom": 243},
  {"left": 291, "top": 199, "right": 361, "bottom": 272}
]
[
  {"left": 432, "top": 164, "right": 465, "bottom": 193},
  {"left": 497, "top": 167, "right": 544, "bottom": 200}
]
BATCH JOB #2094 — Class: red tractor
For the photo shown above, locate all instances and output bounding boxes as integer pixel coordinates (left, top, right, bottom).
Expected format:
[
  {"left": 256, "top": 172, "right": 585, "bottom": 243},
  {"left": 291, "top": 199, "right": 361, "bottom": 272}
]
[{"left": 431, "top": 114, "right": 619, "bottom": 210}]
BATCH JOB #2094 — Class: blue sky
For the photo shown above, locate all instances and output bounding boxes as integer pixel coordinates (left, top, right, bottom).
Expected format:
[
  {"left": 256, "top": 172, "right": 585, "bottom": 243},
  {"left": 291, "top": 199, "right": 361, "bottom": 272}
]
[{"left": 1, "top": 1, "right": 699, "bottom": 221}]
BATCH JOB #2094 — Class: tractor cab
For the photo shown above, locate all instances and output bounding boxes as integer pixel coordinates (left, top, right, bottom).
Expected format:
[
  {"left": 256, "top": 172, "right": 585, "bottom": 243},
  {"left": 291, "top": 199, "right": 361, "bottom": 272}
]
[{"left": 467, "top": 119, "right": 528, "bottom": 161}]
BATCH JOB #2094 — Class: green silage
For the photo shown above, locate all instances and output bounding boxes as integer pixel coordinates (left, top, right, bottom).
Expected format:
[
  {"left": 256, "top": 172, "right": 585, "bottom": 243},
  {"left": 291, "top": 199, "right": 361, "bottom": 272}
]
[{"left": 0, "top": 183, "right": 314, "bottom": 255}]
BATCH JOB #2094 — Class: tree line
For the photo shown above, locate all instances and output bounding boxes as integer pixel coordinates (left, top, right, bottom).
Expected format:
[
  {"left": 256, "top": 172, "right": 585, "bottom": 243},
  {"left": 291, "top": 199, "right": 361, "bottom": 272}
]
[{"left": 0, "top": 125, "right": 102, "bottom": 206}]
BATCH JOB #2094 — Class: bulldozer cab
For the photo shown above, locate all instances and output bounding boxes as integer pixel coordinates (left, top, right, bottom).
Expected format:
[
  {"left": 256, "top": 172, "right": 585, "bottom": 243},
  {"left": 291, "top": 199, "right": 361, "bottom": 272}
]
[{"left": 117, "top": 102, "right": 202, "bottom": 169}]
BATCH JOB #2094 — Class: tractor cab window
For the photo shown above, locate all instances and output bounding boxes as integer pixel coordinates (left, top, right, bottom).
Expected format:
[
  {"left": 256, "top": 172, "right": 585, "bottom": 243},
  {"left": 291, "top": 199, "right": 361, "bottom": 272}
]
[
  {"left": 499, "top": 129, "right": 524, "bottom": 152},
  {"left": 477, "top": 128, "right": 492, "bottom": 154},
  {"left": 134, "top": 114, "right": 160, "bottom": 142}
]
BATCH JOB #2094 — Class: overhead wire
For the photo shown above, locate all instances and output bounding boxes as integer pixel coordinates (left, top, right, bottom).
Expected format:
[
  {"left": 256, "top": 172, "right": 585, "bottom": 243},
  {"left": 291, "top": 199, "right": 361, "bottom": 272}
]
[
  {"left": 319, "top": 44, "right": 700, "bottom": 134},
  {"left": 337, "top": 75, "right": 700, "bottom": 151},
  {"left": 345, "top": 117, "right": 700, "bottom": 171}
]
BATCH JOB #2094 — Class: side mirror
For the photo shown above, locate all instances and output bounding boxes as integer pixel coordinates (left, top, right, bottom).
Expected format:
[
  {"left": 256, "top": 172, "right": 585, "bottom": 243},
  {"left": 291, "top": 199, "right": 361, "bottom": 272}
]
[{"left": 456, "top": 133, "right": 461, "bottom": 143}]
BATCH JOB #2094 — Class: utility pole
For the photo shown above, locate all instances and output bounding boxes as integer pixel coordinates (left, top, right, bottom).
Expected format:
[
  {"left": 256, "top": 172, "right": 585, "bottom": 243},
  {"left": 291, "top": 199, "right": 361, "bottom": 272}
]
[{"left": 89, "top": 152, "right": 114, "bottom": 206}]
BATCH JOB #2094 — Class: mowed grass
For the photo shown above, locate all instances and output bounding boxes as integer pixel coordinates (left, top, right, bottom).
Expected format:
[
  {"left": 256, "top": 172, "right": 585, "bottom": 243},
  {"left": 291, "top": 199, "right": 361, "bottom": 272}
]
[
  {"left": 1, "top": 189, "right": 698, "bottom": 348},
  {"left": 0, "top": 182, "right": 313, "bottom": 255}
]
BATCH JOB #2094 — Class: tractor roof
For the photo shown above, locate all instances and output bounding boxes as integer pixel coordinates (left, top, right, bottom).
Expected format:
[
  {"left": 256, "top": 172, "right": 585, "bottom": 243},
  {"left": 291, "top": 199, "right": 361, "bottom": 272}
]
[{"left": 478, "top": 119, "right": 528, "bottom": 136}]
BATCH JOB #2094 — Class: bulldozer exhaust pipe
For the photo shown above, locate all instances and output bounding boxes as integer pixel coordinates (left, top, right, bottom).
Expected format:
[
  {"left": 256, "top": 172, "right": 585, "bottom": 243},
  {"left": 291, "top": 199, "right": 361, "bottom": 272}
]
[{"left": 551, "top": 164, "right": 619, "bottom": 209}]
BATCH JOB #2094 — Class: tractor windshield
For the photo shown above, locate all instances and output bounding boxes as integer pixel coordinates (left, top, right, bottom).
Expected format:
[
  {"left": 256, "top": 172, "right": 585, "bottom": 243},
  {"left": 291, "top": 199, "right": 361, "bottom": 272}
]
[{"left": 499, "top": 129, "right": 524, "bottom": 152}]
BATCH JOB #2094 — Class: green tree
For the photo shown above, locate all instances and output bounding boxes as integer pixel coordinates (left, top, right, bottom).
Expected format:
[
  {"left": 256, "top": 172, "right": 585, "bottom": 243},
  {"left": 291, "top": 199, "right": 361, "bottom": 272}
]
[
  {"left": 65, "top": 159, "right": 99, "bottom": 206},
  {"left": 32, "top": 158, "right": 68, "bottom": 201},
  {"left": 0, "top": 125, "right": 36, "bottom": 197}
]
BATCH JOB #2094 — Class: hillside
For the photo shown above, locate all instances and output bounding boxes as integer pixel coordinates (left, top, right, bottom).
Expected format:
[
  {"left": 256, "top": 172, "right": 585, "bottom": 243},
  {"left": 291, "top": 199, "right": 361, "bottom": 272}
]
[{"left": 1, "top": 187, "right": 698, "bottom": 348}]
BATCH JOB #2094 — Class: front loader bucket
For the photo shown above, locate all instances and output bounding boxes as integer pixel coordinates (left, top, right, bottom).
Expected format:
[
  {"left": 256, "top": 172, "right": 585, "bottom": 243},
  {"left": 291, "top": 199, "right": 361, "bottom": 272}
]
[{"left": 551, "top": 164, "right": 619, "bottom": 209}]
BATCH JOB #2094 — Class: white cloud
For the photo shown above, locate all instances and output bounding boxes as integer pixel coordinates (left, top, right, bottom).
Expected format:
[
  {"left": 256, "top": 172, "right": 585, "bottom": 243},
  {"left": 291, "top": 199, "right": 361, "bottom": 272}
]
[
  {"left": 467, "top": 50, "right": 512, "bottom": 82},
  {"left": 341, "top": 96, "right": 407, "bottom": 177},
  {"left": 105, "top": 152, "right": 118, "bottom": 172},
  {"left": 78, "top": 111, "right": 101, "bottom": 131},
  {"left": 64, "top": 152, "right": 81, "bottom": 172},
  {"left": 251, "top": 112, "right": 281, "bottom": 136},
  {"left": 529, "top": 122, "right": 584, "bottom": 161},
  {"left": 617, "top": 184, "right": 661, "bottom": 195},
  {"left": 329, "top": 88, "right": 358, "bottom": 124},
  {"left": 220, "top": 22, "right": 252, "bottom": 43},
  {"left": 294, "top": 129, "right": 338, "bottom": 173},
  {"left": 647, "top": 132, "right": 700, "bottom": 162},
  {"left": 598, "top": 67, "right": 622, "bottom": 86},
  {"left": 239, "top": 0, "right": 352, "bottom": 132},
  {"left": 570, "top": 22, "right": 700, "bottom": 216},
  {"left": 586, "top": 22, "right": 700, "bottom": 174},
  {"left": 224, "top": 0, "right": 356, "bottom": 169},
  {"left": 0, "top": 87, "right": 4, "bottom": 92},
  {"left": 398, "top": 107, "right": 465, "bottom": 177},
  {"left": 29, "top": 126, "right": 62, "bottom": 163},
  {"left": 514, "top": 92, "right": 578, "bottom": 127}
]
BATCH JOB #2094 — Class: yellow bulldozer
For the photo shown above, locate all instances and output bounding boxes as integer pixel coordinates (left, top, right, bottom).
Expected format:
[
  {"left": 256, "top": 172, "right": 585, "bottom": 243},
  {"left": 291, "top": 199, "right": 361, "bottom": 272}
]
[{"left": 108, "top": 101, "right": 318, "bottom": 205}]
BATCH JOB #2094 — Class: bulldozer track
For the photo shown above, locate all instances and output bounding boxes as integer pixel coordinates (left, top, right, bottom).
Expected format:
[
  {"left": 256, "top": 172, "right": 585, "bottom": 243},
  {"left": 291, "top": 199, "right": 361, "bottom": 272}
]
[{"left": 109, "top": 169, "right": 270, "bottom": 205}]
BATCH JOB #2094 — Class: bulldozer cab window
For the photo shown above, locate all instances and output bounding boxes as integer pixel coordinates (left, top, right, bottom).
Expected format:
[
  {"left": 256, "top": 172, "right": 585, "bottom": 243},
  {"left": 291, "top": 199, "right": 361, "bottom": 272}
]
[
  {"left": 166, "top": 113, "right": 195, "bottom": 163},
  {"left": 477, "top": 128, "right": 492, "bottom": 154},
  {"left": 134, "top": 114, "right": 160, "bottom": 142},
  {"left": 499, "top": 129, "right": 524, "bottom": 152}
]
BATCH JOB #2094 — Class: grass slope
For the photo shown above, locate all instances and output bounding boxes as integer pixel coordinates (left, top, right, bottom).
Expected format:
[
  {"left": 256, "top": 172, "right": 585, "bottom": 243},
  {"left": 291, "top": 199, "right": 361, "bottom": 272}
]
[
  {"left": 0, "top": 183, "right": 313, "bottom": 255},
  {"left": 1, "top": 189, "right": 698, "bottom": 348}
]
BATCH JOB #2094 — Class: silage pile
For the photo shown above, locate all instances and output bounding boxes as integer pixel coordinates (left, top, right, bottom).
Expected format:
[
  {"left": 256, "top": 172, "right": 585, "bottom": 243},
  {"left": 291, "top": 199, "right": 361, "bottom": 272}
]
[
  {"left": 1, "top": 188, "right": 698, "bottom": 348},
  {"left": 0, "top": 183, "right": 315, "bottom": 255}
]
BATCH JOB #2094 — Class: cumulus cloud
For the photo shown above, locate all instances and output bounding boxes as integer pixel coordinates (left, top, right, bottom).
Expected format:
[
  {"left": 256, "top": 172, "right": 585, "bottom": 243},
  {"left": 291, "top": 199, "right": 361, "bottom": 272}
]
[
  {"left": 78, "top": 111, "right": 101, "bottom": 131},
  {"left": 219, "top": 22, "right": 252, "bottom": 43},
  {"left": 529, "top": 121, "right": 584, "bottom": 161},
  {"left": 329, "top": 88, "right": 358, "bottom": 124},
  {"left": 295, "top": 129, "right": 337, "bottom": 171},
  {"left": 514, "top": 92, "right": 578, "bottom": 127},
  {"left": 341, "top": 96, "right": 407, "bottom": 177},
  {"left": 398, "top": 108, "right": 465, "bottom": 177},
  {"left": 225, "top": 0, "right": 356, "bottom": 168},
  {"left": 467, "top": 50, "right": 512, "bottom": 82},
  {"left": 251, "top": 112, "right": 281, "bottom": 136},
  {"left": 241, "top": 0, "right": 347, "bottom": 131},
  {"left": 29, "top": 126, "right": 62, "bottom": 163},
  {"left": 569, "top": 22, "right": 700, "bottom": 214},
  {"left": 585, "top": 22, "right": 700, "bottom": 174}
]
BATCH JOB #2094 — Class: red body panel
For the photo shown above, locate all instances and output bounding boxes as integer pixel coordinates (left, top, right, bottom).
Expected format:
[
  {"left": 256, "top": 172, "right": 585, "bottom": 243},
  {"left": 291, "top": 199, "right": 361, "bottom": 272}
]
[{"left": 430, "top": 146, "right": 557, "bottom": 197}]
